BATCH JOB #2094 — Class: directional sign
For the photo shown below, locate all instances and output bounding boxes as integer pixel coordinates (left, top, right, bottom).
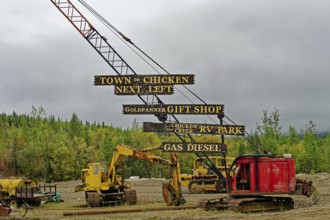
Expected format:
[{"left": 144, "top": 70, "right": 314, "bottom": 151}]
[
  {"left": 94, "top": 74, "right": 195, "bottom": 86},
  {"left": 114, "top": 85, "right": 174, "bottom": 95},
  {"left": 122, "top": 104, "right": 224, "bottom": 115},
  {"left": 143, "top": 122, "right": 245, "bottom": 136},
  {"left": 161, "top": 142, "right": 227, "bottom": 153}
]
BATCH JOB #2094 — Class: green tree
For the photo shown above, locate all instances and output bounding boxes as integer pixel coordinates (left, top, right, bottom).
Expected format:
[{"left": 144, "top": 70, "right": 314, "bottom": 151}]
[
  {"left": 321, "top": 133, "right": 330, "bottom": 172},
  {"left": 253, "top": 109, "right": 284, "bottom": 155},
  {"left": 69, "top": 113, "right": 82, "bottom": 138},
  {"left": 50, "top": 145, "right": 76, "bottom": 181},
  {"left": 297, "top": 121, "right": 323, "bottom": 174}
]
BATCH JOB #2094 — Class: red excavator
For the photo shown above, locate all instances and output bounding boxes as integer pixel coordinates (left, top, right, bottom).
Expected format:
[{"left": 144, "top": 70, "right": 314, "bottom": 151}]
[{"left": 199, "top": 154, "right": 315, "bottom": 212}]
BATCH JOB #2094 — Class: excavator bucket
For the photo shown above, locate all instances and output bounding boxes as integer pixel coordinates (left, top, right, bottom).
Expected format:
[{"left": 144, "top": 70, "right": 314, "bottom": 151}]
[
  {"left": 161, "top": 182, "right": 186, "bottom": 206},
  {"left": 305, "top": 185, "right": 316, "bottom": 197},
  {"left": 297, "top": 179, "right": 316, "bottom": 197}
]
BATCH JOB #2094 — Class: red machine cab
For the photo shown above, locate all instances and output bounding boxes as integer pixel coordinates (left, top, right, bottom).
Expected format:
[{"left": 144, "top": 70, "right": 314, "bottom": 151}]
[{"left": 228, "top": 155, "right": 297, "bottom": 196}]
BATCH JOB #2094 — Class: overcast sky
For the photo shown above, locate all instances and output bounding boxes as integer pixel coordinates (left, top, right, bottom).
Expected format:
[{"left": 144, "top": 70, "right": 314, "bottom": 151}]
[{"left": 1, "top": 0, "right": 329, "bottom": 133}]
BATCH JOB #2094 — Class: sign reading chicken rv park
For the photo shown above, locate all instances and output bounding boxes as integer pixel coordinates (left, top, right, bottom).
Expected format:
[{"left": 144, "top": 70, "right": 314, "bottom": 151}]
[{"left": 143, "top": 122, "right": 245, "bottom": 136}]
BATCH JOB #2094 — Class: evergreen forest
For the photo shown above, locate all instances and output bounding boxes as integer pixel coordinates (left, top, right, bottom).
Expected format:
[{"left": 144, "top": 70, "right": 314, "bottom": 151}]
[{"left": 0, "top": 106, "right": 329, "bottom": 182}]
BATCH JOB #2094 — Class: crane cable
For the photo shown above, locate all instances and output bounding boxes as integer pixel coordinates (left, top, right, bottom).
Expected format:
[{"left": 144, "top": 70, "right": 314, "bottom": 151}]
[
  {"left": 78, "top": 0, "right": 200, "bottom": 105},
  {"left": 77, "top": 0, "right": 261, "bottom": 151},
  {"left": 77, "top": 0, "right": 260, "bottom": 151}
]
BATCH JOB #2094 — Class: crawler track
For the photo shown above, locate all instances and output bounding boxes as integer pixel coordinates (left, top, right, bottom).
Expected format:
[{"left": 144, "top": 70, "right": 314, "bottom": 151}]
[{"left": 199, "top": 196, "right": 294, "bottom": 212}]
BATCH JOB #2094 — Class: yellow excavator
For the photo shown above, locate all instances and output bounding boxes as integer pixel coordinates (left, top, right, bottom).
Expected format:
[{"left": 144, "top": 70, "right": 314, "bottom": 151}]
[{"left": 75, "top": 145, "right": 185, "bottom": 207}]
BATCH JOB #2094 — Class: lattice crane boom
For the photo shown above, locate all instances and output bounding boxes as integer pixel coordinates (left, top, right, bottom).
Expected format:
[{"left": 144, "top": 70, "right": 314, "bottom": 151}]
[{"left": 50, "top": 0, "right": 226, "bottom": 181}]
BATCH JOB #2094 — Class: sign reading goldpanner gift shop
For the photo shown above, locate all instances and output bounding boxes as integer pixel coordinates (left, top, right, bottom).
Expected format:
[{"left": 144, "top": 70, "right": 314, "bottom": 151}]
[{"left": 122, "top": 104, "right": 224, "bottom": 115}]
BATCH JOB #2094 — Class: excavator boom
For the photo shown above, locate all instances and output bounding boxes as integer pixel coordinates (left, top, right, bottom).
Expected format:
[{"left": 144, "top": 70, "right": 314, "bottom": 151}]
[
  {"left": 112, "top": 145, "right": 185, "bottom": 206},
  {"left": 76, "top": 145, "right": 185, "bottom": 206},
  {"left": 161, "top": 153, "right": 185, "bottom": 206}
]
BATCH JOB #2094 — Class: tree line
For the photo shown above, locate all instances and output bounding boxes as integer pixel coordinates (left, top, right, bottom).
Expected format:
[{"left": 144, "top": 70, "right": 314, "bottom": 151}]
[{"left": 0, "top": 106, "right": 329, "bottom": 182}]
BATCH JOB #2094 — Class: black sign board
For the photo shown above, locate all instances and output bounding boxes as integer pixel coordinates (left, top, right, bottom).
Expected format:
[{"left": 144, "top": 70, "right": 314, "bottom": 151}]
[
  {"left": 143, "top": 122, "right": 245, "bottom": 136},
  {"left": 122, "top": 104, "right": 224, "bottom": 115},
  {"left": 94, "top": 74, "right": 195, "bottom": 86},
  {"left": 161, "top": 142, "right": 227, "bottom": 153},
  {"left": 114, "top": 85, "right": 174, "bottom": 95}
]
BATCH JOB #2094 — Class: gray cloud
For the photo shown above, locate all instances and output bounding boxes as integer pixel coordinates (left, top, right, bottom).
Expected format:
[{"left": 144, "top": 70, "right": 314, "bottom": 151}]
[{"left": 1, "top": 0, "right": 329, "bottom": 132}]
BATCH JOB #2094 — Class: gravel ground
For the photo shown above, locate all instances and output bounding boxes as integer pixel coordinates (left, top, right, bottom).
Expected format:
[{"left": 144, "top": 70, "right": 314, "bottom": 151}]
[{"left": 6, "top": 173, "right": 329, "bottom": 220}]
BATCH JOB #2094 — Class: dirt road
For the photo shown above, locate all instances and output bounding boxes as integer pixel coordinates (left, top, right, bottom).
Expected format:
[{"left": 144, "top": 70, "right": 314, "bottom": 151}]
[{"left": 7, "top": 172, "right": 330, "bottom": 219}]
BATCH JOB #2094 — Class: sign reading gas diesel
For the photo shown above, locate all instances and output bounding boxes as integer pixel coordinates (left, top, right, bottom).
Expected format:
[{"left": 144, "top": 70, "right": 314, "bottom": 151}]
[
  {"left": 94, "top": 74, "right": 195, "bottom": 85},
  {"left": 161, "top": 142, "right": 227, "bottom": 153},
  {"left": 143, "top": 122, "right": 245, "bottom": 136},
  {"left": 122, "top": 104, "right": 224, "bottom": 115}
]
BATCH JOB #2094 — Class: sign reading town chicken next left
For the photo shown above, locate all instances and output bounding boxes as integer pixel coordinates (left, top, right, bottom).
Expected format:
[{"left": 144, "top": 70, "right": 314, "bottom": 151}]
[{"left": 94, "top": 74, "right": 194, "bottom": 95}]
